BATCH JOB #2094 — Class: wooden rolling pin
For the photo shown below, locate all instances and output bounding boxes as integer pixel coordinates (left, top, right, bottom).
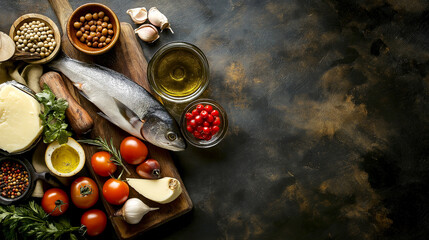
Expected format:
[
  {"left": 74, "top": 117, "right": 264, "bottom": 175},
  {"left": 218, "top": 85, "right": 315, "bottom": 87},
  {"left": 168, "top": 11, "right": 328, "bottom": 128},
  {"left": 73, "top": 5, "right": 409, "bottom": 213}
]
[{"left": 40, "top": 71, "right": 93, "bottom": 134}]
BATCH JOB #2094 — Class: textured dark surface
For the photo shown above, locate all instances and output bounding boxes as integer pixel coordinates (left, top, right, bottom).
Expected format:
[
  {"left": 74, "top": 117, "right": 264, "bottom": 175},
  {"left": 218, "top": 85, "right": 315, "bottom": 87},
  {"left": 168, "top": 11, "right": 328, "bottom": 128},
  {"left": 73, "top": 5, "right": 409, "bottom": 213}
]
[{"left": 1, "top": 0, "right": 429, "bottom": 239}]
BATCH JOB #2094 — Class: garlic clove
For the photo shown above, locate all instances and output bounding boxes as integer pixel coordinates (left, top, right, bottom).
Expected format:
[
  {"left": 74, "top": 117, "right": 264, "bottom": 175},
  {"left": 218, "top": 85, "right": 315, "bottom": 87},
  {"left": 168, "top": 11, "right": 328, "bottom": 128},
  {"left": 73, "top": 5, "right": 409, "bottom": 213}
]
[
  {"left": 148, "top": 7, "right": 174, "bottom": 33},
  {"left": 134, "top": 24, "right": 159, "bottom": 43},
  {"left": 126, "top": 7, "right": 148, "bottom": 24},
  {"left": 114, "top": 198, "right": 158, "bottom": 224}
]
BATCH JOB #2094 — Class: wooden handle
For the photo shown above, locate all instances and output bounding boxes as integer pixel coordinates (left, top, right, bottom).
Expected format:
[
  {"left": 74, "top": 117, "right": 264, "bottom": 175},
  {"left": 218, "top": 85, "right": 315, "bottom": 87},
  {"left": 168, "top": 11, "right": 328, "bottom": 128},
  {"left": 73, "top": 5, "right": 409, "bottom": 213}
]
[
  {"left": 11, "top": 51, "right": 41, "bottom": 61},
  {"left": 40, "top": 72, "right": 93, "bottom": 134},
  {"left": 48, "top": 0, "right": 73, "bottom": 32}
]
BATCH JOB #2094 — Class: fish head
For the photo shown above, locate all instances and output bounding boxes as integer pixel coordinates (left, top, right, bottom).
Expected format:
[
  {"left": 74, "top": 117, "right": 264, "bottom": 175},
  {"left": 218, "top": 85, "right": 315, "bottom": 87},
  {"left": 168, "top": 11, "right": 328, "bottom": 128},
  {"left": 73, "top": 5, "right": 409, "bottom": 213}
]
[{"left": 141, "top": 110, "right": 186, "bottom": 151}]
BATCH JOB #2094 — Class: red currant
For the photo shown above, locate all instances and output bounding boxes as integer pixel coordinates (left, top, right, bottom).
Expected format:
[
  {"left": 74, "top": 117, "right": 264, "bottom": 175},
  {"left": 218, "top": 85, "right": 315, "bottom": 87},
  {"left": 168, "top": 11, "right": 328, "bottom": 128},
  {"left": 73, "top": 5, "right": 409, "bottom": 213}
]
[
  {"left": 200, "top": 110, "right": 208, "bottom": 118},
  {"left": 185, "top": 113, "right": 193, "bottom": 120},
  {"left": 204, "top": 105, "right": 213, "bottom": 112},
  {"left": 213, "top": 117, "right": 221, "bottom": 126},
  {"left": 195, "top": 115, "right": 203, "bottom": 124},
  {"left": 211, "top": 110, "right": 219, "bottom": 117}
]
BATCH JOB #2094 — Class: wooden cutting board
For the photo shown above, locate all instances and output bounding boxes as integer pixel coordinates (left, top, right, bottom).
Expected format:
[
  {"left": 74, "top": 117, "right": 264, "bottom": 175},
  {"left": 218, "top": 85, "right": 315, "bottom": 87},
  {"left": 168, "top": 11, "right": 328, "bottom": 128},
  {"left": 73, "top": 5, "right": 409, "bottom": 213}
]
[{"left": 47, "top": 0, "right": 193, "bottom": 239}]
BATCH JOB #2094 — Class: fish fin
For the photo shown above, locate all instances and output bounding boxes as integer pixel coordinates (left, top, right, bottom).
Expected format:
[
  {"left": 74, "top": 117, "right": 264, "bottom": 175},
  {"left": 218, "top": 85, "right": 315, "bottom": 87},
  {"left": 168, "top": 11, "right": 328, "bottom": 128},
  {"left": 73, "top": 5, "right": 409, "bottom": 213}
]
[
  {"left": 73, "top": 82, "right": 83, "bottom": 90},
  {"left": 112, "top": 97, "right": 143, "bottom": 128}
]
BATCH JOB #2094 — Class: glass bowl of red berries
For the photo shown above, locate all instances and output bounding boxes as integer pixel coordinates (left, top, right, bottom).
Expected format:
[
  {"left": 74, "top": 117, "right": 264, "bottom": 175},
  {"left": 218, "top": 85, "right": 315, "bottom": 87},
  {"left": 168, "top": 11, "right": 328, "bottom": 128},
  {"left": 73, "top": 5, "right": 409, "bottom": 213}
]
[{"left": 180, "top": 98, "right": 228, "bottom": 148}]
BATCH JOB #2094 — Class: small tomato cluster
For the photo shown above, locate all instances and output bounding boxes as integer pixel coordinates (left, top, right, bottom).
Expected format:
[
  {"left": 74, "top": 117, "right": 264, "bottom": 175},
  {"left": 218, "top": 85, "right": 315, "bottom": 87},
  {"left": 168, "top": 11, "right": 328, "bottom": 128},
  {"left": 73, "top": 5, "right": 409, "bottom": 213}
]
[{"left": 185, "top": 104, "right": 221, "bottom": 140}]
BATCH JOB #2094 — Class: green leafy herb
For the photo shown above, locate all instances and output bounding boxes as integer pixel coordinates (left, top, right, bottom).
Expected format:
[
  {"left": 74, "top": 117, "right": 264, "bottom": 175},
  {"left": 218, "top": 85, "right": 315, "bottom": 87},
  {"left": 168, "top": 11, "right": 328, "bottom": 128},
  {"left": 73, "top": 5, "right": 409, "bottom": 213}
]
[
  {"left": 0, "top": 201, "right": 82, "bottom": 240},
  {"left": 36, "top": 84, "right": 72, "bottom": 145},
  {"left": 79, "top": 137, "right": 131, "bottom": 176}
]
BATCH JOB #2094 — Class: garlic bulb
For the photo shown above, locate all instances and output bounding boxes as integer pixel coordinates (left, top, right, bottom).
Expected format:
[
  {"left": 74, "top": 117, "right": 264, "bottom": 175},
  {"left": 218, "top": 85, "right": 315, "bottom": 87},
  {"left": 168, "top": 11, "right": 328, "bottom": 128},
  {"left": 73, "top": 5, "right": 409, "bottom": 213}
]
[
  {"left": 126, "top": 7, "right": 148, "bottom": 24},
  {"left": 135, "top": 24, "right": 159, "bottom": 43},
  {"left": 114, "top": 198, "right": 159, "bottom": 224},
  {"left": 148, "top": 7, "right": 174, "bottom": 33}
]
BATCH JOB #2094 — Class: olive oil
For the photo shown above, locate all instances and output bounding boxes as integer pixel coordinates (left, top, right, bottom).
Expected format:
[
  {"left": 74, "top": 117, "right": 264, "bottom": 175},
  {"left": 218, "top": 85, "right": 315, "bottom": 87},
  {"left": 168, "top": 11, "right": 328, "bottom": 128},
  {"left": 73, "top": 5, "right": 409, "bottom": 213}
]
[
  {"left": 148, "top": 42, "right": 209, "bottom": 103},
  {"left": 153, "top": 48, "right": 204, "bottom": 97},
  {"left": 51, "top": 144, "right": 79, "bottom": 173}
]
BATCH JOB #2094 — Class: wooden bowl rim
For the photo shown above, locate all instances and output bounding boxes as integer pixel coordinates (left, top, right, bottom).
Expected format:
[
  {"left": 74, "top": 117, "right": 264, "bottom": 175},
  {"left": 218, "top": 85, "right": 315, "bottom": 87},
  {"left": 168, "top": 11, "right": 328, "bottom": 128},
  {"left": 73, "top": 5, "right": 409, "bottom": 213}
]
[
  {"left": 9, "top": 13, "right": 61, "bottom": 64},
  {"left": 67, "top": 3, "right": 120, "bottom": 55}
]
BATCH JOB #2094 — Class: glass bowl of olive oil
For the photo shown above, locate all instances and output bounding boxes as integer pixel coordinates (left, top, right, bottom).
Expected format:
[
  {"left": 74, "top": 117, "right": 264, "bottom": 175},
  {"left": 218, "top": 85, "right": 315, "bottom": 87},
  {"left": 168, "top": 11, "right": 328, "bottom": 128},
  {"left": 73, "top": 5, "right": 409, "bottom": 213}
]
[{"left": 148, "top": 42, "right": 209, "bottom": 103}]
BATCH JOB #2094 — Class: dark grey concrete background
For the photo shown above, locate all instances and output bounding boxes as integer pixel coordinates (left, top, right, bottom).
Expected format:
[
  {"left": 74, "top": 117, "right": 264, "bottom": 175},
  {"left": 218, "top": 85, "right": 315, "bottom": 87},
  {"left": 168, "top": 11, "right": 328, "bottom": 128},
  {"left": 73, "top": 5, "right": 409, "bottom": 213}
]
[{"left": 1, "top": 0, "right": 429, "bottom": 239}]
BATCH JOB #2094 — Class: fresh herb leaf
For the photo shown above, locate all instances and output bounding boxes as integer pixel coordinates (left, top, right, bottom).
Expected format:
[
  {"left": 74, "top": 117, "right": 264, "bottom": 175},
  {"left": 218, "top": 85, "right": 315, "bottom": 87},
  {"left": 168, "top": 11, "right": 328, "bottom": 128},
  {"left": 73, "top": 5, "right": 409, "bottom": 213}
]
[
  {"left": 79, "top": 137, "right": 131, "bottom": 176},
  {"left": 0, "top": 201, "right": 81, "bottom": 240},
  {"left": 36, "top": 84, "right": 72, "bottom": 145}
]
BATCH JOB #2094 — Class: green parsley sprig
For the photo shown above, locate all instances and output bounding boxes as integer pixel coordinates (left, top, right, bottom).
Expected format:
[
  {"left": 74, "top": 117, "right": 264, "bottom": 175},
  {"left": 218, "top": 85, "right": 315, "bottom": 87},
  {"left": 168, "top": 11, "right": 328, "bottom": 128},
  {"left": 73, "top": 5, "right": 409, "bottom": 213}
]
[
  {"left": 0, "top": 201, "right": 82, "bottom": 240},
  {"left": 36, "top": 84, "right": 72, "bottom": 145}
]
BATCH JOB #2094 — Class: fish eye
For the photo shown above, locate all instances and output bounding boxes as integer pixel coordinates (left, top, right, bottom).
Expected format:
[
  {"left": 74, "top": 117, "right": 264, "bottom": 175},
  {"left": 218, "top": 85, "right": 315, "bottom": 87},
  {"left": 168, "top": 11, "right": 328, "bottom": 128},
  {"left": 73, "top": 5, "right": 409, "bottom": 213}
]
[{"left": 166, "top": 132, "right": 177, "bottom": 141}]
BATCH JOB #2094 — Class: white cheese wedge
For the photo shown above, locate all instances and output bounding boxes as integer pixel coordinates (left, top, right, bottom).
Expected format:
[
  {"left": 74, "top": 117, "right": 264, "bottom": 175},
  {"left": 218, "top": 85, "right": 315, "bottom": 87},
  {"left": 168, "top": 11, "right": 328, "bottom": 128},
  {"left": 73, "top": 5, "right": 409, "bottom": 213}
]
[
  {"left": 0, "top": 85, "right": 43, "bottom": 153},
  {"left": 127, "top": 177, "right": 182, "bottom": 204}
]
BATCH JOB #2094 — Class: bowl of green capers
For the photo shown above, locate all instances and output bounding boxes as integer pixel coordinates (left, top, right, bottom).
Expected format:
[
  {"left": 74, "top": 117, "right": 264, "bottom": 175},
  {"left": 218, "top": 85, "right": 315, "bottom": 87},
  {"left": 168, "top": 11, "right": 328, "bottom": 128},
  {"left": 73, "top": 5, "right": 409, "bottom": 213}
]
[{"left": 9, "top": 13, "right": 61, "bottom": 64}]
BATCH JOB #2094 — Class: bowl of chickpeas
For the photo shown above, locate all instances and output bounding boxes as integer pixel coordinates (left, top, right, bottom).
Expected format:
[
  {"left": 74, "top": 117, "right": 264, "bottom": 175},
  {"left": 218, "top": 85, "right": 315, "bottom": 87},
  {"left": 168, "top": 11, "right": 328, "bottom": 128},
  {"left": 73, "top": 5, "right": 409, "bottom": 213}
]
[
  {"left": 9, "top": 13, "right": 61, "bottom": 64},
  {"left": 67, "top": 3, "right": 120, "bottom": 55}
]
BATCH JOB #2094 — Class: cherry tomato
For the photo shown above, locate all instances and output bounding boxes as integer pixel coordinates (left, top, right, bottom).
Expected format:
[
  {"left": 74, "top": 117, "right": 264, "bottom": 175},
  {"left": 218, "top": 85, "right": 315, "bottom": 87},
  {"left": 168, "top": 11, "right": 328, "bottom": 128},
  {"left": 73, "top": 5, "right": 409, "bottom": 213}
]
[
  {"left": 102, "top": 178, "right": 129, "bottom": 205},
  {"left": 211, "top": 109, "right": 219, "bottom": 117},
  {"left": 71, "top": 177, "right": 99, "bottom": 209},
  {"left": 186, "top": 125, "right": 193, "bottom": 132},
  {"left": 185, "top": 112, "right": 193, "bottom": 120},
  {"left": 41, "top": 188, "right": 69, "bottom": 216},
  {"left": 207, "top": 114, "right": 214, "bottom": 123},
  {"left": 192, "top": 109, "right": 199, "bottom": 116},
  {"left": 120, "top": 136, "right": 148, "bottom": 165},
  {"left": 196, "top": 104, "right": 204, "bottom": 111},
  {"left": 190, "top": 119, "right": 197, "bottom": 127},
  {"left": 91, "top": 151, "right": 117, "bottom": 177},
  {"left": 203, "top": 126, "right": 210, "bottom": 134},
  {"left": 195, "top": 115, "right": 203, "bottom": 124},
  {"left": 203, "top": 121, "right": 210, "bottom": 127},
  {"left": 197, "top": 125, "right": 203, "bottom": 132},
  {"left": 136, "top": 159, "right": 161, "bottom": 179},
  {"left": 81, "top": 209, "right": 107, "bottom": 236},
  {"left": 212, "top": 125, "right": 220, "bottom": 134},
  {"left": 213, "top": 117, "right": 221, "bottom": 126},
  {"left": 204, "top": 104, "right": 213, "bottom": 112},
  {"left": 193, "top": 131, "right": 201, "bottom": 138},
  {"left": 200, "top": 110, "right": 208, "bottom": 118}
]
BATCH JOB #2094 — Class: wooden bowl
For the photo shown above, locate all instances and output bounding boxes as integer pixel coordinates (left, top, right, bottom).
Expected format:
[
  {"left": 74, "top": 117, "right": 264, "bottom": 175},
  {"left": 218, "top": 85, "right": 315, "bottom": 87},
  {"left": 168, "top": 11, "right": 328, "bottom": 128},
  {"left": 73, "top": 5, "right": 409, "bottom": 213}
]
[
  {"left": 9, "top": 13, "right": 61, "bottom": 64},
  {"left": 67, "top": 3, "right": 120, "bottom": 55}
]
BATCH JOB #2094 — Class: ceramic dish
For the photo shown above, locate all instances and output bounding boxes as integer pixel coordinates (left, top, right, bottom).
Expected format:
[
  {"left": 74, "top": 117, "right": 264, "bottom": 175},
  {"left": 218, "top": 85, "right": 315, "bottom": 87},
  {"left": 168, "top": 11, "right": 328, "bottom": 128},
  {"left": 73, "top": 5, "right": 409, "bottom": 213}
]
[{"left": 67, "top": 3, "right": 120, "bottom": 55}]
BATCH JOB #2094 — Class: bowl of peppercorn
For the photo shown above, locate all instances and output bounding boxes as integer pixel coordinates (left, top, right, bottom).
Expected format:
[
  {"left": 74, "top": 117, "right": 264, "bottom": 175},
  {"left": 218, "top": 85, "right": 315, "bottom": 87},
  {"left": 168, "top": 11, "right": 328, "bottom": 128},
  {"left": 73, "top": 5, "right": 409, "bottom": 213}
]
[
  {"left": 67, "top": 3, "right": 120, "bottom": 55},
  {"left": 0, "top": 156, "right": 61, "bottom": 205}
]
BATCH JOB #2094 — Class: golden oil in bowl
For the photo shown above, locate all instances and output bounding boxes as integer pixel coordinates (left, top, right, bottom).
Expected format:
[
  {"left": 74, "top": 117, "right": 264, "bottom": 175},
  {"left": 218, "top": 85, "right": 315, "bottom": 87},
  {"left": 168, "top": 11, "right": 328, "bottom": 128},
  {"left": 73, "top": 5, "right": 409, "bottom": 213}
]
[{"left": 148, "top": 42, "right": 209, "bottom": 103}]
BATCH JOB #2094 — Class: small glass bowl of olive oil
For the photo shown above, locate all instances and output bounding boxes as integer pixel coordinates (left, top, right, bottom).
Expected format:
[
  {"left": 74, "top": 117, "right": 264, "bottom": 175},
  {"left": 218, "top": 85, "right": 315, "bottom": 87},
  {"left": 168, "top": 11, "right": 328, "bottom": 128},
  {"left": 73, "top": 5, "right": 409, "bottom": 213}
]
[{"left": 148, "top": 42, "right": 209, "bottom": 103}]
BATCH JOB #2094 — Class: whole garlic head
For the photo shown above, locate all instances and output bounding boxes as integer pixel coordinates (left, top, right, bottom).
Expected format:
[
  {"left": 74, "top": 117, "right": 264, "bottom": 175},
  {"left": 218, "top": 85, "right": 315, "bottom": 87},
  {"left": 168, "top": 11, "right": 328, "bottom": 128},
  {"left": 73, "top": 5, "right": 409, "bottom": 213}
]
[
  {"left": 135, "top": 24, "right": 159, "bottom": 43},
  {"left": 148, "top": 7, "right": 174, "bottom": 33},
  {"left": 127, "top": 7, "right": 148, "bottom": 24}
]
